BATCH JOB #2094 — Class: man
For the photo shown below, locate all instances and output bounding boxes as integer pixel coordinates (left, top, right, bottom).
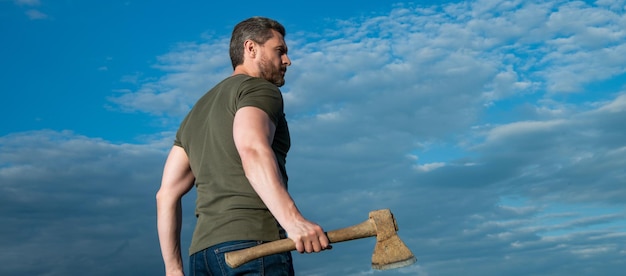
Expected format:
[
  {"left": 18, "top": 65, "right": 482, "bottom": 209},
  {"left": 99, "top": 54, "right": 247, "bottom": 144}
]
[{"left": 156, "top": 17, "right": 330, "bottom": 276}]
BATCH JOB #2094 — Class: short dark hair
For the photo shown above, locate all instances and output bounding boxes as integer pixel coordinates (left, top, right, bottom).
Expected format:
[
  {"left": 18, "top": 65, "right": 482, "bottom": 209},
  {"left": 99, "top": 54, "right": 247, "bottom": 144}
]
[{"left": 229, "top": 17, "right": 286, "bottom": 69}]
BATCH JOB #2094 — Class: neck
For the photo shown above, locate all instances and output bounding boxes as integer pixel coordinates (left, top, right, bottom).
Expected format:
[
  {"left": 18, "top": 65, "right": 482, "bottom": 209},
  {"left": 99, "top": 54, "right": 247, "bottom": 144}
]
[{"left": 232, "top": 64, "right": 259, "bottom": 78}]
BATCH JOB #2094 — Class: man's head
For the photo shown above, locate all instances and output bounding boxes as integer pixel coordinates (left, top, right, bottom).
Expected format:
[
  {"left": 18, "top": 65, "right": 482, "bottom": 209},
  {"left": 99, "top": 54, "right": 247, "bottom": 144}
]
[{"left": 230, "top": 17, "right": 290, "bottom": 86}]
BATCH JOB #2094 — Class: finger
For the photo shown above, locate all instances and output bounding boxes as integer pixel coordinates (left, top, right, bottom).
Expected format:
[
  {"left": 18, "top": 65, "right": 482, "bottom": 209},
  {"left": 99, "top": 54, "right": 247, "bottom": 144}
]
[
  {"left": 294, "top": 239, "right": 304, "bottom": 253},
  {"left": 312, "top": 240, "right": 322, "bottom": 252},
  {"left": 320, "top": 234, "right": 330, "bottom": 249},
  {"left": 304, "top": 240, "right": 314, "bottom": 253}
]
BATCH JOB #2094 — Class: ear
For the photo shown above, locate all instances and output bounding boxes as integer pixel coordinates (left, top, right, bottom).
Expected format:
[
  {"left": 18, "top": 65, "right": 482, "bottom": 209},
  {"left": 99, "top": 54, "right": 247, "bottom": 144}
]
[{"left": 243, "top": 39, "right": 257, "bottom": 59}]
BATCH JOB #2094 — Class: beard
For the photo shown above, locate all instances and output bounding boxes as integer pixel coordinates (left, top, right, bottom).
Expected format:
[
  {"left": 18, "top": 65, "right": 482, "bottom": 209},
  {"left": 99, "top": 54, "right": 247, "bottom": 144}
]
[{"left": 258, "top": 56, "right": 286, "bottom": 87}]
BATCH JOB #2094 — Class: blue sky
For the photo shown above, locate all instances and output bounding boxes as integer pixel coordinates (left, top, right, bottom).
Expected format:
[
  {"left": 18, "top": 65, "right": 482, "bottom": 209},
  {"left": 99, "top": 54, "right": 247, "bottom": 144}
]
[{"left": 1, "top": 0, "right": 626, "bottom": 275}]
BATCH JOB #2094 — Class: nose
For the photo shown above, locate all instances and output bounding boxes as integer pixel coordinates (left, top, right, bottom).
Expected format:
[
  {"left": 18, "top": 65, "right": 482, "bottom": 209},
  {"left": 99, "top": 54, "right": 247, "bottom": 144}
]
[{"left": 283, "top": 54, "right": 291, "bottom": 66}]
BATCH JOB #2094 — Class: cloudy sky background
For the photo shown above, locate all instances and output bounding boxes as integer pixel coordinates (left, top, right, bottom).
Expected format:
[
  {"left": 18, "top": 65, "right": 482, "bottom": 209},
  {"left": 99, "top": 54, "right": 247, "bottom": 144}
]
[{"left": 1, "top": 0, "right": 626, "bottom": 275}]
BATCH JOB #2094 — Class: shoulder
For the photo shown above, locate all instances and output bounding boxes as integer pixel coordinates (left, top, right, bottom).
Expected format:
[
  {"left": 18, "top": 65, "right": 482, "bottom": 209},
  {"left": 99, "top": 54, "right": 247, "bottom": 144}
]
[
  {"left": 219, "top": 74, "right": 280, "bottom": 94},
  {"left": 231, "top": 76, "right": 284, "bottom": 123},
  {"left": 239, "top": 75, "right": 279, "bottom": 92},
  {"left": 232, "top": 76, "right": 281, "bottom": 102}
]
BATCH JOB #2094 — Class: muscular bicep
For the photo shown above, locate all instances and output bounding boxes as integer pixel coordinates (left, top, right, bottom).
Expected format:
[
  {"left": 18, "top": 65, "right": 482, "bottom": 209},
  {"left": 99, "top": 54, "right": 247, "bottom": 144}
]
[
  {"left": 159, "top": 145, "right": 195, "bottom": 198},
  {"left": 233, "top": 106, "right": 276, "bottom": 150}
]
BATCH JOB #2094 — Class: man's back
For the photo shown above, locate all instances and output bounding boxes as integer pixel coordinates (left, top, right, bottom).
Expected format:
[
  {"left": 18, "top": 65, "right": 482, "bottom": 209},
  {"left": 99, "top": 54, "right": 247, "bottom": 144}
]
[
  {"left": 175, "top": 74, "right": 290, "bottom": 255},
  {"left": 157, "top": 17, "right": 329, "bottom": 276}
]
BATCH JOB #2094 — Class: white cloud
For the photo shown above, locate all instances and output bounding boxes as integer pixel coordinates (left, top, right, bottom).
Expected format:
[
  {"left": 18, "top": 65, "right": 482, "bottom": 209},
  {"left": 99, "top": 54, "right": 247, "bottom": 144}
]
[
  {"left": 3, "top": 0, "right": 626, "bottom": 275},
  {"left": 104, "top": 2, "right": 626, "bottom": 274},
  {"left": 13, "top": 0, "right": 47, "bottom": 20},
  {"left": 14, "top": 0, "right": 40, "bottom": 6},
  {"left": 484, "top": 119, "right": 567, "bottom": 142},
  {"left": 598, "top": 93, "right": 626, "bottom": 112},
  {"left": 109, "top": 40, "right": 232, "bottom": 117},
  {"left": 25, "top": 9, "right": 47, "bottom": 20},
  {"left": 0, "top": 130, "right": 188, "bottom": 275},
  {"left": 413, "top": 162, "right": 446, "bottom": 172}
]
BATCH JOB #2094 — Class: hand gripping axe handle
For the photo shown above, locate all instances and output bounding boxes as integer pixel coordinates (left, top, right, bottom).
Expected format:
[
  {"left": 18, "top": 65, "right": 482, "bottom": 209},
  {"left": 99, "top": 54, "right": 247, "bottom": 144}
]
[{"left": 225, "top": 209, "right": 417, "bottom": 270}]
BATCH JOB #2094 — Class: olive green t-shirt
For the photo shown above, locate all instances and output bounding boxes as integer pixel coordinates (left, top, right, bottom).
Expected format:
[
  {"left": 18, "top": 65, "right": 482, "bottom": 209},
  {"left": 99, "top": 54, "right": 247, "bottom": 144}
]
[{"left": 174, "top": 74, "right": 290, "bottom": 255}]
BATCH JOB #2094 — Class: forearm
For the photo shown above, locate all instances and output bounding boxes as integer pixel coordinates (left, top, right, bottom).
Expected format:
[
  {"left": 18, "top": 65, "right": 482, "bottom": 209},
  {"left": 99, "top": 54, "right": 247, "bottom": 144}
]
[
  {"left": 240, "top": 146, "right": 303, "bottom": 226},
  {"left": 156, "top": 192, "right": 185, "bottom": 275},
  {"left": 233, "top": 106, "right": 329, "bottom": 253},
  {"left": 157, "top": 145, "right": 194, "bottom": 275},
  {"left": 239, "top": 146, "right": 329, "bottom": 253}
]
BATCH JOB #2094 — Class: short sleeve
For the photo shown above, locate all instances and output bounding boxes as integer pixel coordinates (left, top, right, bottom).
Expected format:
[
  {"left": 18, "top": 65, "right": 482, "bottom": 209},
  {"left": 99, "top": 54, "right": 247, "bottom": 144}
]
[{"left": 237, "top": 78, "right": 283, "bottom": 125}]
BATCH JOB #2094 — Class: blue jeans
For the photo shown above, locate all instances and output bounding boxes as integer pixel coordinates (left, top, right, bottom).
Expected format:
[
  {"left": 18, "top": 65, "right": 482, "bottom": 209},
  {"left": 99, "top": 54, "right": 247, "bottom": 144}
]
[{"left": 189, "top": 240, "right": 295, "bottom": 276}]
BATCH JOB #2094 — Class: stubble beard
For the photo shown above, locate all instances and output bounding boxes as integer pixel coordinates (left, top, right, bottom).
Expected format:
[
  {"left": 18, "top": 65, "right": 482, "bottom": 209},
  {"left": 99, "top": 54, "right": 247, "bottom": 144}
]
[{"left": 259, "top": 56, "right": 286, "bottom": 87}]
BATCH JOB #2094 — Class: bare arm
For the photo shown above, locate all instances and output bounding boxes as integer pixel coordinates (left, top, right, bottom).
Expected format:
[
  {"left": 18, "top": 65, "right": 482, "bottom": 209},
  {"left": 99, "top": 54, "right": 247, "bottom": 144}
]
[
  {"left": 233, "top": 106, "right": 330, "bottom": 253},
  {"left": 156, "top": 146, "right": 195, "bottom": 276}
]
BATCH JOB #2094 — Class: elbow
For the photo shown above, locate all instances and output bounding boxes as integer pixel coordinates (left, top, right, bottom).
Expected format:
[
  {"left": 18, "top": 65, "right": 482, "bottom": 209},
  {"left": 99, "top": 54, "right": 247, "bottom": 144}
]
[
  {"left": 156, "top": 189, "right": 162, "bottom": 201},
  {"left": 156, "top": 188, "right": 175, "bottom": 205},
  {"left": 156, "top": 189, "right": 165, "bottom": 204},
  {"left": 156, "top": 177, "right": 194, "bottom": 205},
  {"left": 156, "top": 188, "right": 181, "bottom": 215},
  {"left": 238, "top": 145, "right": 270, "bottom": 167}
]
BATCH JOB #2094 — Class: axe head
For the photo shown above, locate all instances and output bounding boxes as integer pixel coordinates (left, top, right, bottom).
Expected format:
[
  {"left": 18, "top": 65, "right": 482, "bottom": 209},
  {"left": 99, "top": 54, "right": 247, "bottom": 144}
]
[{"left": 369, "top": 209, "right": 417, "bottom": 270}]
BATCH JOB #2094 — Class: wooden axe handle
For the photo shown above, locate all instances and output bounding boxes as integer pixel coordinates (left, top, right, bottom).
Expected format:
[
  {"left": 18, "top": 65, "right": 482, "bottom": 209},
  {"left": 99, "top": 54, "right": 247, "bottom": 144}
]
[{"left": 225, "top": 218, "right": 378, "bottom": 268}]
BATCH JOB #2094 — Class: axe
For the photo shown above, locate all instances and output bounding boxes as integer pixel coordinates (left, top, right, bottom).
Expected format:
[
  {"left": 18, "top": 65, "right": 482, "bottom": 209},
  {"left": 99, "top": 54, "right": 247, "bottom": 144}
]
[{"left": 225, "top": 209, "right": 417, "bottom": 270}]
